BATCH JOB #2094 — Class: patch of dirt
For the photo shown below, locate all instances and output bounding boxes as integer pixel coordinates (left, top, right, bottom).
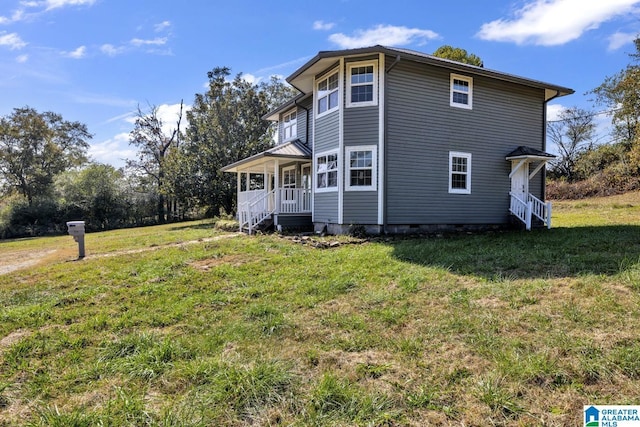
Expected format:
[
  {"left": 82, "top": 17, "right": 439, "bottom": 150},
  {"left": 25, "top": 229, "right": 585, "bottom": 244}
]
[
  {"left": 0, "top": 249, "right": 58, "bottom": 276},
  {"left": 189, "top": 254, "right": 255, "bottom": 271},
  {"left": 0, "top": 234, "right": 241, "bottom": 276},
  {"left": 0, "top": 329, "right": 30, "bottom": 356},
  {"left": 94, "top": 233, "right": 242, "bottom": 259}
]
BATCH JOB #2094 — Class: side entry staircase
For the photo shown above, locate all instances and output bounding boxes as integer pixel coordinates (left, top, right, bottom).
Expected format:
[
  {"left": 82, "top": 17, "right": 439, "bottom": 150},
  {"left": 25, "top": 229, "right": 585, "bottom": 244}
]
[
  {"left": 509, "top": 192, "right": 552, "bottom": 230},
  {"left": 238, "top": 190, "right": 275, "bottom": 235}
]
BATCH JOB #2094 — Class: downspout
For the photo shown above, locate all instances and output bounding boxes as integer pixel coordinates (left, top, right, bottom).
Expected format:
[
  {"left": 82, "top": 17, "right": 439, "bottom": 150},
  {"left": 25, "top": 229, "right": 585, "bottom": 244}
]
[
  {"left": 542, "top": 90, "right": 561, "bottom": 200},
  {"left": 383, "top": 55, "right": 401, "bottom": 234},
  {"left": 294, "top": 98, "right": 310, "bottom": 148}
]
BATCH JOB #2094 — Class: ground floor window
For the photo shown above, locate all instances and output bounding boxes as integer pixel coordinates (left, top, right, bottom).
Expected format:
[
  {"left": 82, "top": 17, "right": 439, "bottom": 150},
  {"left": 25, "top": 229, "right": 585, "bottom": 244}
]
[
  {"left": 346, "top": 146, "right": 377, "bottom": 191},
  {"left": 316, "top": 151, "right": 338, "bottom": 191},
  {"left": 449, "top": 151, "right": 471, "bottom": 194}
]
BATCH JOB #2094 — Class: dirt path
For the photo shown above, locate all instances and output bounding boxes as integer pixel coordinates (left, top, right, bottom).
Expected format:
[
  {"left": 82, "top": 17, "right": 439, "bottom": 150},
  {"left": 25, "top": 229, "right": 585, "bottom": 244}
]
[{"left": 0, "top": 233, "right": 241, "bottom": 276}]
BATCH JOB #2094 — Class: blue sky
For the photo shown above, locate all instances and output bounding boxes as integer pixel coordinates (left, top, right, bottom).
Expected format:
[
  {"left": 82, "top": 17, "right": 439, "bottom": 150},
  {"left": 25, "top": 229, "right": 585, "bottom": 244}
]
[{"left": 1, "top": 0, "right": 639, "bottom": 166}]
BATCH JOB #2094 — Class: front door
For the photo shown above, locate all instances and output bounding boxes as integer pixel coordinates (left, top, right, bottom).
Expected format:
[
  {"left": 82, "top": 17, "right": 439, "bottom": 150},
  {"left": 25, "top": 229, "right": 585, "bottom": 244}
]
[{"left": 511, "top": 161, "right": 529, "bottom": 201}]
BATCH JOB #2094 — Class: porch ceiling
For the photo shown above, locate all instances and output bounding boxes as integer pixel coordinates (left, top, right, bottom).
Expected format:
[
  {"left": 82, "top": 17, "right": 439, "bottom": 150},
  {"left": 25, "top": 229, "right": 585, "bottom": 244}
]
[{"left": 221, "top": 139, "right": 312, "bottom": 173}]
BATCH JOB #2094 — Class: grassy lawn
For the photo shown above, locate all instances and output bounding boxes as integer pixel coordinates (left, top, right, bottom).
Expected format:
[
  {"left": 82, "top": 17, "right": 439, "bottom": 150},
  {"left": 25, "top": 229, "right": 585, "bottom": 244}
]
[{"left": 1, "top": 198, "right": 640, "bottom": 426}]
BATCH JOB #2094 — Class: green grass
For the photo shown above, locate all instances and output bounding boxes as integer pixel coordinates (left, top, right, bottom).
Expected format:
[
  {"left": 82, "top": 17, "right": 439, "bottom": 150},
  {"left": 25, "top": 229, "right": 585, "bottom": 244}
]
[{"left": 2, "top": 195, "right": 640, "bottom": 425}]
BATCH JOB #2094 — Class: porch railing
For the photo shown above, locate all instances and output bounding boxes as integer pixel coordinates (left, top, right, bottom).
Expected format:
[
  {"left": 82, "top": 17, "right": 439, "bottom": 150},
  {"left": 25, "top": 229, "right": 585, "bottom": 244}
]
[
  {"left": 509, "top": 192, "right": 552, "bottom": 231},
  {"left": 238, "top": 188, "right": 311, "bottom": 234},
  {"left": 278, "top": 188, "right": 312, "bottom": 214}
]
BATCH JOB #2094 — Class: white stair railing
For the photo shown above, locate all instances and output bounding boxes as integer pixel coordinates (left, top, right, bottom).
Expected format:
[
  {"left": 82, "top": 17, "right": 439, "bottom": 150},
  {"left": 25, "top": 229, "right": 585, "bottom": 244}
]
[
  {"left": 510, "top": 192, "right": 532, "bottom": 230},
  {"left": 509, "top": 192, "right": 552, "bottom": 230},
  {"left": 528, "top": 193, "right": 552, "bottom": 229},
  {"left": 244, "top": 190, "right": 275, "bottom": 234}
]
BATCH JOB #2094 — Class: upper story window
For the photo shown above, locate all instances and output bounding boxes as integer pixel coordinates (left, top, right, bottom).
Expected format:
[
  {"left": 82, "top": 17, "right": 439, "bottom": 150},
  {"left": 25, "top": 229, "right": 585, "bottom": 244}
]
[
  {"left": 449, "top": 151, "right": 472, "bottom": 194},
  {"left": 317, "top": 71, "right": 339, "bottom": 116},
  {"left": 316, "top": 151, "right": 338, "bottom": 192},
  {"left": 346, "top": 146, "right": 377, "bottom": 191},
  {"left": 282, "top": 110, "right": 297, "bottom": 141},
  {"left": 450, "top": 74, "right": 473, "bottom": 110},
  {"left": 347, "top": 61, "right": 378, "bottom": 108}
]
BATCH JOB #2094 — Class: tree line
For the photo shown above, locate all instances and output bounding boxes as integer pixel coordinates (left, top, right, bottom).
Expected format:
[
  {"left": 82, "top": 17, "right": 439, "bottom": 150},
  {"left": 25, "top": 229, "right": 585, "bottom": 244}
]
[
  {"left": 0, "top": 67, "right": 295, "bottom": 238},
  {"left": 547, "top": 38, "right": 640, "bottom": 198}
]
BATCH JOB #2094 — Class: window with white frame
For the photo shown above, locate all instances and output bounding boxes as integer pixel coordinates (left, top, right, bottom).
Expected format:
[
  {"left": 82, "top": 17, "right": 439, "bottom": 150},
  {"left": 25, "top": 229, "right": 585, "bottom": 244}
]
[
  {"left": 282, "top": 110, "right": 297, "bottom": 140},
  {"left": 347, "top": 62, "right": 377, "bottom": 107},
  {"left": 316, "top": 151, "right": 338, "bottom": 191},
  {"left": 282, "top": 166, "right": 296, "bottom": 188},
  {"left": 449, "top": 152, "right": 471, "bottom": 194},
  {"left": 450, "top": 74, "right": 473, "bottom": 109},
  {"left": 317, "top": 70, "right": 339, "bottom": 116},
  {"left": 346, "top": 146, "right": 377, "bottom": 191}
]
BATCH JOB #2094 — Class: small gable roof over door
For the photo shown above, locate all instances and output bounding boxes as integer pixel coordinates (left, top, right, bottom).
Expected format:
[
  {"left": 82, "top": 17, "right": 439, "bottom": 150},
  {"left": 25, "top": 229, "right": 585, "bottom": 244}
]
[{"left": 505, "top": 146, "right": 555, "bottom": 161}]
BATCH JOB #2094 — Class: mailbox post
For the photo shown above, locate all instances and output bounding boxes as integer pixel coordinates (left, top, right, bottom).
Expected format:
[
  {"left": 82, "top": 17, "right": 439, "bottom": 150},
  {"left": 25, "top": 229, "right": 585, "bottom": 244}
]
[{"left": 66, "top": 221, "right": 86, "bottom": 258}]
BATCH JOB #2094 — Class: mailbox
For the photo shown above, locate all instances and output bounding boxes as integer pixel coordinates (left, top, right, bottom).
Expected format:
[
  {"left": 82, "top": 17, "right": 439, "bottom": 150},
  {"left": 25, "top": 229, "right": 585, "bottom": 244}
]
[{"left": 66, "top": 220, "right": 86, "bottom": 258}]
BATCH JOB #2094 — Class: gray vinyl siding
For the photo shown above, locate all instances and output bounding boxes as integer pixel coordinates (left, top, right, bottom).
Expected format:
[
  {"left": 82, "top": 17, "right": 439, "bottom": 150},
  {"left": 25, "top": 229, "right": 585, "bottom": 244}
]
[
  {"left": 344, "top": 193, "right": 377, "bottom": 224},
  {"left": 386, "top": 60, "right": 545, "bottom": 225},
  {"left": 314, "top": 192, "right": 339, "bottom": 223},
  {"left": 343, "top": 105, "right": 379, "bottom": 223},
  {"left": 315, "top": 109, "right": 339, "bottom": 153},
  {"left": 344, "top": 106, "right": 378, "bottom": 146},
  {"left": 313, "top": 103, "right": 340, "bottom": 223}
]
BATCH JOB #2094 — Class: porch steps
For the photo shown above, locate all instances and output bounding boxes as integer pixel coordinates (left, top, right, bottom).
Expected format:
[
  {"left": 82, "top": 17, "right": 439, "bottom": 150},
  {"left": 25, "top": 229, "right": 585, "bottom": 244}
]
[{"left": 241, "top": 215, "right": 274, "bottom": 234}]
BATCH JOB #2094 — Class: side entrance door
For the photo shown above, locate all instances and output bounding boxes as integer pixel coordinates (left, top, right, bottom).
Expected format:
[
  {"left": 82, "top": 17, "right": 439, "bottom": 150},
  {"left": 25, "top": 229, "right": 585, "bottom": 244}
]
[{"left": 510, "top": 161, "right": 529, "bottom": 202}]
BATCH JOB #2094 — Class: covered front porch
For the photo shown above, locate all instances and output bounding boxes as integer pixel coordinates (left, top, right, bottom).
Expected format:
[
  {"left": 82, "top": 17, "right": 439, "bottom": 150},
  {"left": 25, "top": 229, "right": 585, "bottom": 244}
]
[{"left": 222, "top": 140, "right": 313, "bottom": 234}]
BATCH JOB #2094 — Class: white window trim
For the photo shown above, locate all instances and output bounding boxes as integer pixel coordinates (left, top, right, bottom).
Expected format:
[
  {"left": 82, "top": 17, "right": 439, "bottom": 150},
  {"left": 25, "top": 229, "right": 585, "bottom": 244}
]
[
  {"left": 315, "top": 68, "right": 340, "bottom": 119},
  {"left": 345, "top": 146, "right": 377, "bottom": 191},
  {"left": 282, "top": 109, "right": 297, "bottom": 142},
  {"left": 282, "top": 165, "right": 296, "bottom": 188},
  {"left": 315, "top": 150, "right": 339, "bottom": 193},
  {"left": 346, "top": 61, "right": 378, "bottom": 108},
  {"left": 450, "top": 73, "right": 473, "bottom": 110},
  {"left": 449, "top": 151, "right": 472, "bottom": 194}
]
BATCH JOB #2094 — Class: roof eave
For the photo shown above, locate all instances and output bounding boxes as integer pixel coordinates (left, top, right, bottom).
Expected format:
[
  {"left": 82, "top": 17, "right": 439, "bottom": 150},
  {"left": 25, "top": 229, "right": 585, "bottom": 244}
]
[{"left": 287, "top": 45, "right": 574, "bottom": 100}]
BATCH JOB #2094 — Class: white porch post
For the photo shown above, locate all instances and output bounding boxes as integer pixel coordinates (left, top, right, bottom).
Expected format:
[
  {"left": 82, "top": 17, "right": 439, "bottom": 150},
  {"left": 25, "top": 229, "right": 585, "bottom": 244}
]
[{"left": 274, "top": 159, "right": 280, "bottom": 214}]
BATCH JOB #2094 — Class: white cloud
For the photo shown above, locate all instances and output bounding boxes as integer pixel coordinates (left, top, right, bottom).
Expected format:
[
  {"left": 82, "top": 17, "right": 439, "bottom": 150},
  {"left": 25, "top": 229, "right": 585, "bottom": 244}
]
[
  {"left": 16, "top": 53, "right": 29, "bottom": 63},
  {"left": 126, "top": 103, "right": 191, "bottom": 137},
  {"left": 156, "top": 103, "right": 190, "bottom": 136},
  {"left": 89, "top": 132, "right": 136, "bottom": 167},
  {"left": 328, "top": 24, "right": 440, "bottom": 49},
  {"left": 100, "top": 43, "right": 124, "bottom": 56},
  {"left": 608, "top": 31, "right": 637, "bottom": 50},
  {"left": 44, "top": 0, "right": 96, "bottom": 11},
  {"left": 0, "top": 32, "right": 27, "bottom": 50},
  {"left": 313, "top": 20, "right": 335, "bottom": 31},
  {"left": 477, "top": 0, "right": 640, "bottom": 46},
  {"left": 546, "top": 103, "right": 566, "bottom": 121},
  {"left": 64, "top": 45, "right": 86, "bottom": 59},
  {"left": 130, "top": 37, "right": 167, "bottom": 47},
  {"left": 0, "top": 9, "right": 26, "bottom": 24},
  {"left": 154, "top": 20, "right": 171, "bottom": 32}
]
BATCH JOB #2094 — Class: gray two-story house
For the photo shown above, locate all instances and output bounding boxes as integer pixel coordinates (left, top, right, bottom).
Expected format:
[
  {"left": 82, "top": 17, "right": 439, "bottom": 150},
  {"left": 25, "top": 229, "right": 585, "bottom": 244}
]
[{"left": 222, "top": 45, "right": 573, "bottom": 234}]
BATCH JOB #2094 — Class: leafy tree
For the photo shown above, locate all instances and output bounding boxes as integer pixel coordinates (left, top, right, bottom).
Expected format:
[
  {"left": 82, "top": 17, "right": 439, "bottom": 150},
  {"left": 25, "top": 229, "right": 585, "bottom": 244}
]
[
  {"left": 55, "top": 163, "right": 131, "bottom": 230},
  {"left": 182, "top": 67, "right": 296, "bottom": 215},
  {"left": 548, "top": 107, "right": 595, "bottom": 181},
  {"left": 127, "top": 102, "right": 184, "bottom": 223},
  {"left": 433, "top": 45, "right": 483, "bottom": 67},
  {"left": 591, "top": 38, "right": 640, "bottom": 150},
  {"left": 0, "top": 107, "right": 91, "bottom": 204}
]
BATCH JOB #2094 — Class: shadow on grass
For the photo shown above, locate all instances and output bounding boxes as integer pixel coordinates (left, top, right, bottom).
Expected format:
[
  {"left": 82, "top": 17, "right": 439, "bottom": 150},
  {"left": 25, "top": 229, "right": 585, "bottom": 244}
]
[
  {"left": 168, "top": 221, "right": 217, "bottom": 232},
  {"left": 389, "top": 225, "right": 640, "bottom": 280}
]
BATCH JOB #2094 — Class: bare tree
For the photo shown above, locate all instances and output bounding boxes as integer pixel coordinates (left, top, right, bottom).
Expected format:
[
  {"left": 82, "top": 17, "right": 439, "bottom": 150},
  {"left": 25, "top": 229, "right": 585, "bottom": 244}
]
[
  {"left": 127, "top": 101, "right": 183, "bottom": 223},
  {"left": 548, "top": 107, "right": 595, "bottom": 181}
]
